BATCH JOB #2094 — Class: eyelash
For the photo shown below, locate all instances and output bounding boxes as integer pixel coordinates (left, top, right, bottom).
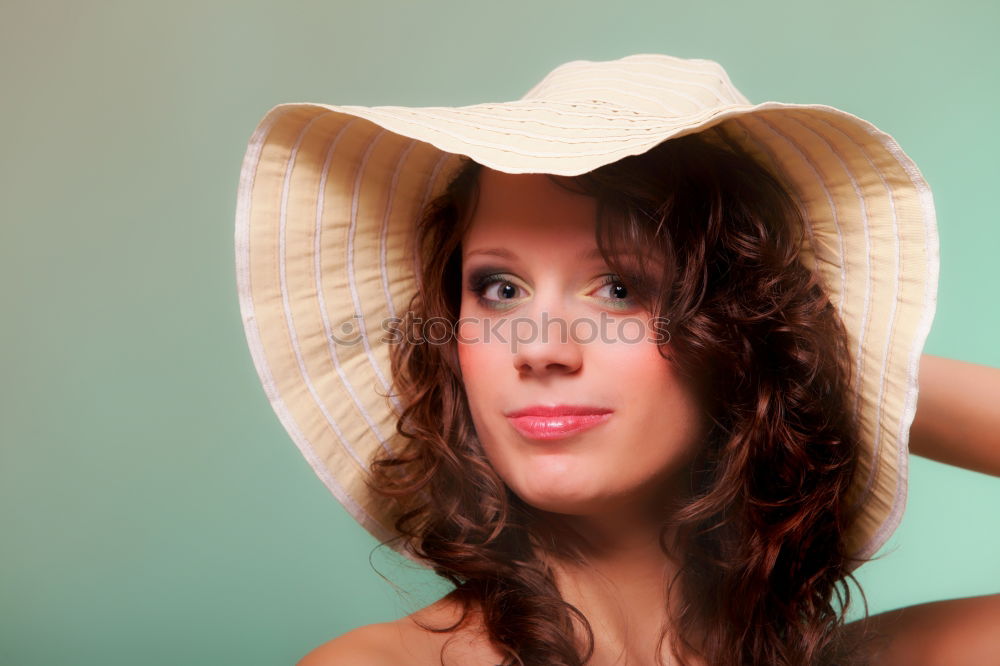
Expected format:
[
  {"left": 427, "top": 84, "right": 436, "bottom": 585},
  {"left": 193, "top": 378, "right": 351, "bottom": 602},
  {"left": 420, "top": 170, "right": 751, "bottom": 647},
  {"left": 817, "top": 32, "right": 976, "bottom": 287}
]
[{"left": 467, "top": 271, "right": 637, "bottom": 310}]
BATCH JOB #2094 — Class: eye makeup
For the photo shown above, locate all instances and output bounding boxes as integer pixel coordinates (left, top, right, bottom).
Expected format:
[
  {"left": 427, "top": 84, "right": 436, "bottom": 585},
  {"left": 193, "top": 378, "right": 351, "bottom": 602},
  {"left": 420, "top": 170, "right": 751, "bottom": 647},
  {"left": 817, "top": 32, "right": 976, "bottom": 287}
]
[
  {"left": 464, "top": 265, "right": 640, "bottom": 312},
  {"left": 465, "top": 267, "right": 524, "bottom": 311}
]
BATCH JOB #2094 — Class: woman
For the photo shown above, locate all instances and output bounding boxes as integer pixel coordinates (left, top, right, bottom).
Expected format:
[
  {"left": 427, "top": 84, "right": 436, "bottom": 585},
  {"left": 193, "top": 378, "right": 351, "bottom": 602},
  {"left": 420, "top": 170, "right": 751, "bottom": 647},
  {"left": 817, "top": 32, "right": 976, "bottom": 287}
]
[{"left": 234, "top": 54, "right": 999, "bottom": 664}]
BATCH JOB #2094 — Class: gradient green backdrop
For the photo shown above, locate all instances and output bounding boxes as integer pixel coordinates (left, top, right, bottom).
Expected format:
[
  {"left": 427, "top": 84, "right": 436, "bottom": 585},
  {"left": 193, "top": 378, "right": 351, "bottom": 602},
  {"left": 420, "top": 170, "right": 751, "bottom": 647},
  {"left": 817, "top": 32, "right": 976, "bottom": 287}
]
[{"left": 2, "top": 1, "right": 998, "bottom": 664}]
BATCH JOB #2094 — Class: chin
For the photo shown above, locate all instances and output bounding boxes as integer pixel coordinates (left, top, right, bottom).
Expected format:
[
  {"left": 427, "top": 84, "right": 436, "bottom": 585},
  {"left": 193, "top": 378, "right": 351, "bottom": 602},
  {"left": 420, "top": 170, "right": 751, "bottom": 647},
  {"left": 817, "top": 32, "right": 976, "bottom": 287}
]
[
  {"left": 510, "top": 482, "right": 611, "bottom": 517},
  {"left": 520, "top": 496, "right": 595, "bottom": 517}
]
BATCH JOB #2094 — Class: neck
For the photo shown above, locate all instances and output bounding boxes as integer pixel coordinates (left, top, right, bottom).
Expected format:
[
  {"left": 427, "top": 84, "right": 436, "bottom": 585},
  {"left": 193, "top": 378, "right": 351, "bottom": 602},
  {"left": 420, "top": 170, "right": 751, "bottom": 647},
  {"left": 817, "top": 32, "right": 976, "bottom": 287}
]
[{"left": 531, "top": 506, "right": 687, "bottom": 665}]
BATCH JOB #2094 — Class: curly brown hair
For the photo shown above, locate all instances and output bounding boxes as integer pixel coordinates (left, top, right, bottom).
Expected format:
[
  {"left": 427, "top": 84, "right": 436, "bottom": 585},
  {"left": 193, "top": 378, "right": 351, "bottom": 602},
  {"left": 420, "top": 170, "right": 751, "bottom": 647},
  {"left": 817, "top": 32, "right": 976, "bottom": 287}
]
[{"left": 368, "top": 129, "right": 870, "bottom": 665}]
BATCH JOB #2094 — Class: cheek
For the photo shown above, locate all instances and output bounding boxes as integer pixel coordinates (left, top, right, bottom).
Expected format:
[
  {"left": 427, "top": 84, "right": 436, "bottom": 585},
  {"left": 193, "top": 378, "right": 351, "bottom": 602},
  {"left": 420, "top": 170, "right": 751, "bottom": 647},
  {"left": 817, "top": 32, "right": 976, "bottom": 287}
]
[
  {"left": 621, "top": 344, "right": 672, "bottom": 388},
  {"left": 457, "top": 320, "right": 497, "bottom": 382},
  {"left": 597, "top": 324, "right": 674, "bottom": 390},
  {"left": 456, "top": 323, "right": 508, "bottom": 426},
  {"left": 602, "top": 341, "right": 704, "bottom": 460}
]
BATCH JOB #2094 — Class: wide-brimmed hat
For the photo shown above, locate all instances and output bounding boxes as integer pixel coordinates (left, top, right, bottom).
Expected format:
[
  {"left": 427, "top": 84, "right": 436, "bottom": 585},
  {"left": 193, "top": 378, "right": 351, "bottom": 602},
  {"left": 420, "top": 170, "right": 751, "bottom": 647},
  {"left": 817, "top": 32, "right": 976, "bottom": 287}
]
[{"left": 234, "top": 53, "right": 938, "bottom": 565}]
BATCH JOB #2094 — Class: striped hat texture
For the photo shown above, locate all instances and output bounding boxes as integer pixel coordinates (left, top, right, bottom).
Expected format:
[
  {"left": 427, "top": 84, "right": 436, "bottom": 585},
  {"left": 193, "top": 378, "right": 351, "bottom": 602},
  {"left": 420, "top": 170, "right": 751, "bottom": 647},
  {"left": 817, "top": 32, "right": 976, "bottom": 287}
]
[{"left": 234, "top": 54, "right": 939, "bottom": 565}]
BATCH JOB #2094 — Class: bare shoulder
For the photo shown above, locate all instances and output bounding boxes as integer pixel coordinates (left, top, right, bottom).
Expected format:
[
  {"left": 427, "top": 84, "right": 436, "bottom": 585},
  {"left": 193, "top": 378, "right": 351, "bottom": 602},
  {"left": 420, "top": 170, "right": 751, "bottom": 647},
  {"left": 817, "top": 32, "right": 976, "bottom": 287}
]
[
  {"left": 298, "top": 595, "right": 504, "bottom": 666},
  {"left": 402, "top": 594, "right": 505, "bottom": 664},
  {"left": 847, "top": 593, "right": 1000, "bottom": 666},
  {"left": 297, "top": 621, "right": 404, "bottom": 666}
]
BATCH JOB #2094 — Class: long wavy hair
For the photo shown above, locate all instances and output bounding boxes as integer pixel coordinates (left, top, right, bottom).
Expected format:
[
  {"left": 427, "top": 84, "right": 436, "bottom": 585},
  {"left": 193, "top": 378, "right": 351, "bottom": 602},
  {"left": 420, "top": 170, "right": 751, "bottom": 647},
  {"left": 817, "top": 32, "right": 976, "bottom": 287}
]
[{"left": 369, "top": 129, "right": 869, "bottom": 665}]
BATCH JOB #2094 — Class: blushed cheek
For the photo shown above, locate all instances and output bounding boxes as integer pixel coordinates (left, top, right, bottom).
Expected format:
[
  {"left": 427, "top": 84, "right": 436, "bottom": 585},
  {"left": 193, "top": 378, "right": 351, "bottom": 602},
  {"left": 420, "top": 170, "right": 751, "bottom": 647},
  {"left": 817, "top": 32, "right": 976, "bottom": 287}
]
[
  {"left": 457, "top": 327, "right": 502, "bottom": 406},
  {"left": 458, "top": 316, "right": 513, "bottom": 368},
  {"left": 614, "top": 338, "right": 673, "bottom": 390},
  {"left": 457, "top": 318, "right": 476, "bottom": 349},
  {"left": 615, "top": 317, "right": 648, "bottom": 346},
  {"left": 456, "top": 335, "right": 505, "bottom": 471}
]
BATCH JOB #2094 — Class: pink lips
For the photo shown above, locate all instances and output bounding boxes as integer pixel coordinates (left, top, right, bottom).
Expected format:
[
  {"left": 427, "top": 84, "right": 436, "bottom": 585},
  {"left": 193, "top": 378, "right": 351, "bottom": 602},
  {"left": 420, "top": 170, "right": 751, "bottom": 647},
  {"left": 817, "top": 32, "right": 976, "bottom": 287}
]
[{"left": 504, "top": 405, "right": 613, "bottom": 441}]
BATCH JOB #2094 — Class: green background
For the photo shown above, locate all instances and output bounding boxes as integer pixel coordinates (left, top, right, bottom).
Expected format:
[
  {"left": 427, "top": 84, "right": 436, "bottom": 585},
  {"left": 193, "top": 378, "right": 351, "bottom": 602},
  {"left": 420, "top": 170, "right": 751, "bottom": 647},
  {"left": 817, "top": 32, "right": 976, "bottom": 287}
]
[{"left": 2, "top": 1, "right": 998, "bottom": 664}]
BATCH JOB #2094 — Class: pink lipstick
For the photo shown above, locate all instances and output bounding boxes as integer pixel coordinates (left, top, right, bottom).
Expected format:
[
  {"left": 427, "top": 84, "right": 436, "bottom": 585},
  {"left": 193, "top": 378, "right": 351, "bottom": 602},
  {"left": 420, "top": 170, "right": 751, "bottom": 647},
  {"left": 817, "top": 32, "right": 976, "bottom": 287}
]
[{"left": 504, "top": 405, "right": 613, "bottom": 441}]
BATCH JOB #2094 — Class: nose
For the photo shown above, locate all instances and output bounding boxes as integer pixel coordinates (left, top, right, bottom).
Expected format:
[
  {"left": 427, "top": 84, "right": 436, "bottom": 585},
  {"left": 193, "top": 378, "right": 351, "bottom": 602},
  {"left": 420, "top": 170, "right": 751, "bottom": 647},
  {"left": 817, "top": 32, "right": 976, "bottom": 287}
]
[{"left": 510, "top": 306, "right": 584, "bottom": 376}]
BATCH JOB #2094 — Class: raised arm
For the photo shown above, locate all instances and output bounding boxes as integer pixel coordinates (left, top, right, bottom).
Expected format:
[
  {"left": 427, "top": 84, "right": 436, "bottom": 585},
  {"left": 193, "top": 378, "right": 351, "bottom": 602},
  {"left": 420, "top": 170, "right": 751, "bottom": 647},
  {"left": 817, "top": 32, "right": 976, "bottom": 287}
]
[
  {"left": 844, "top": 354, "right": 1000, "bottom": 664},
  {"left": 849, "top": 593, "right": 1000, "bottom": 666},
  {"left": 908, "top": 354, "right": 1000, "bottom": 477}
]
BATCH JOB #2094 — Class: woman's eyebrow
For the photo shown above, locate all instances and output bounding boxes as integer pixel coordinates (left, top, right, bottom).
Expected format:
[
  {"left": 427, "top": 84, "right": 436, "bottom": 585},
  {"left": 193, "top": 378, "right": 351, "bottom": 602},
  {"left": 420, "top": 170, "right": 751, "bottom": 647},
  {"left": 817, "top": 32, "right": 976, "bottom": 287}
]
[
  {"left": 465, "top": 247, "right": 607, "bottom": 261},
  {"left": 465, "top": 247, "right": 519, "bottom": 260}
]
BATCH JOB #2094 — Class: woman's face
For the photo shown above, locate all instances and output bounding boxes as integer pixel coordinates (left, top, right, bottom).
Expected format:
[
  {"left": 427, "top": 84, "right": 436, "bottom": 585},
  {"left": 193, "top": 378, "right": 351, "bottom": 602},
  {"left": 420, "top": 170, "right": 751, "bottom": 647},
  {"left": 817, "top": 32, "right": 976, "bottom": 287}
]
[{"left": 457, "top": 168, "right": 707, "bottom": 521}]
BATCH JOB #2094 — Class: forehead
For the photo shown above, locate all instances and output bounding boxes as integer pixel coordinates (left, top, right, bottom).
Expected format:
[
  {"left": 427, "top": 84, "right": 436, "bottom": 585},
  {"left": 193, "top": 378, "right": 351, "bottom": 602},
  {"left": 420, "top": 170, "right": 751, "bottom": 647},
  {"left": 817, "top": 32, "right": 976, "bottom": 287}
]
[{"left": 463, "top": 168, "right": 598, "bottom": 242}]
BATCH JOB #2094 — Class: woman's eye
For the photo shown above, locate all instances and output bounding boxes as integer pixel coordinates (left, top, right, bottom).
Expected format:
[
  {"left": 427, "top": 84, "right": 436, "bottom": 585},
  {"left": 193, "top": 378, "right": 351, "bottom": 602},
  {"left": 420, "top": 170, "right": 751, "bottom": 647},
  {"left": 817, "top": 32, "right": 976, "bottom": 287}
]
[
  {"left": 598, "top": 280, "right": 629, "bottom": 299},
  {"left": 594, "top": 275, "right": 636, "bottom": 308},
  {"left": 482, "top": 279, "right": 521, "bottom": 301},
  {"left": 467, "top": 271, "right": 524, "bottom": 309}
]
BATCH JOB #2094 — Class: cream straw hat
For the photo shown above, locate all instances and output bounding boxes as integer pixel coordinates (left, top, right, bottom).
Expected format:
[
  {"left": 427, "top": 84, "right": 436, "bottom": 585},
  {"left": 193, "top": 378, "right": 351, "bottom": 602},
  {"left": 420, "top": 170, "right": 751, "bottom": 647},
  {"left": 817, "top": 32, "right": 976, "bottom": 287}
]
[{"left": 234, "top": 53, "right": 938, "bottom": 564}]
